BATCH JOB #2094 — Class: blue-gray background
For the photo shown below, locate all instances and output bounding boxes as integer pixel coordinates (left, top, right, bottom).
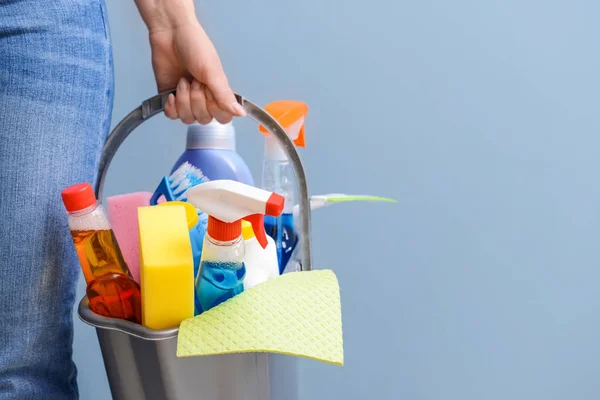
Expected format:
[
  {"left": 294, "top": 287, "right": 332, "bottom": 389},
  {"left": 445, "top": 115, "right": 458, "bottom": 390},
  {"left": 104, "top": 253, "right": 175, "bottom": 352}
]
[{"left": 73, "top": 0, "right": 600, "bottom": 399}]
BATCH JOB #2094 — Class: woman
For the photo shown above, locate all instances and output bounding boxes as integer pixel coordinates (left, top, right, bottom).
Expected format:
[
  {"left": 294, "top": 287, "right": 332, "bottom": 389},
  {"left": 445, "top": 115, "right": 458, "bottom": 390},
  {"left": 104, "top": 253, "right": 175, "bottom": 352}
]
[{"left": 0, "top": 0, "right": 238, "bottom": 397}]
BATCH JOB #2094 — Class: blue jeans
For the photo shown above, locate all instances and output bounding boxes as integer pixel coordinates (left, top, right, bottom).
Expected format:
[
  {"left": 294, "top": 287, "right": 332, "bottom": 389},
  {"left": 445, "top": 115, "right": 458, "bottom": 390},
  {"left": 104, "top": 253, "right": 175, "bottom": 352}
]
[{"left": 0, "top": 0, "right": 113, "bottom": 398}]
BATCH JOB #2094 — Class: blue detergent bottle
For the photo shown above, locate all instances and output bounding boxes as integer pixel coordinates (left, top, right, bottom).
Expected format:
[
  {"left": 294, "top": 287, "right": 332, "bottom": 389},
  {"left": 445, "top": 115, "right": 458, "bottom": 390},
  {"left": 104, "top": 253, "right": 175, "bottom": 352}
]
[
  {"left": 171, "top": 120, "right": 254, "bottom": 185},
  {"left": 259, "top": 101, "right": 308, "bottom": 274},
  {"left": 186, "top": 180, "right": 285, "bottom": 315}
]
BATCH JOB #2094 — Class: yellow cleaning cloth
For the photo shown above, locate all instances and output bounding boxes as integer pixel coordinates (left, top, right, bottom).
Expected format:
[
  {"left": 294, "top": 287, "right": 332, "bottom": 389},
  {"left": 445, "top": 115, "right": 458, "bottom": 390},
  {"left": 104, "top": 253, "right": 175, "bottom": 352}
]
[{"left": 177, "top": 270, "right": 343, "bottom": 365}]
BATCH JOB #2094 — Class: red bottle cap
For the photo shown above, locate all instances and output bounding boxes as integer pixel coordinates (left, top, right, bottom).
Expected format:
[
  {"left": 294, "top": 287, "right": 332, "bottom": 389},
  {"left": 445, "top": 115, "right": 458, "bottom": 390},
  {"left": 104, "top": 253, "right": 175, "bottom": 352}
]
[
  {"left": 207, "top": 216, "right": 242, "bottom": 242},
  {"left": 265, "top": 192, "right": 285, "bottom": 216},
  {"left": 62, "top": 182, "right": 97, "bottom": 212}
]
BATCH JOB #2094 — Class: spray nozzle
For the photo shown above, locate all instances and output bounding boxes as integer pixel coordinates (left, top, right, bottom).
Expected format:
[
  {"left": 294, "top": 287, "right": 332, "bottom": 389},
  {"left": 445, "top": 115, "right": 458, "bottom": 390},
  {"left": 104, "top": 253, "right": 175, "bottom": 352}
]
[
  {"left": 243, "top": 214, "right": 268, "bottom": 247},
  {"left": 259, "top": 100, "right": 308, "bottom": 148},
  {"left": 186, "top": 180, "right": 284, "bottom": 249}
]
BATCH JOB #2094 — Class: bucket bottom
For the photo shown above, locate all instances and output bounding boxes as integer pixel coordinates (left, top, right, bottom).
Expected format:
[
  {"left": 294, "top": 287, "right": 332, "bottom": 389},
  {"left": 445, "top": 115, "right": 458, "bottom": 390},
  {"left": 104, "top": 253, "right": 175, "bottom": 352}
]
[{"left": 96, "top": 328, "right": 269, "bottom": 400}]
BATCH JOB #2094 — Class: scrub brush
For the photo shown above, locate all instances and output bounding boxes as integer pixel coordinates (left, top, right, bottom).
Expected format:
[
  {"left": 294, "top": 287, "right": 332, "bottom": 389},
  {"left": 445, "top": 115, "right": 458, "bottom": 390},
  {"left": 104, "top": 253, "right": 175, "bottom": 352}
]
[
  {"left": 285, "top": 194, "right": 396, "bottom": 274},
  {"left": 292, "top": 194, "right": 396, "bottom": 216},
  {"left": 150, "top": 162, "right": 209, "bottom": 205}
]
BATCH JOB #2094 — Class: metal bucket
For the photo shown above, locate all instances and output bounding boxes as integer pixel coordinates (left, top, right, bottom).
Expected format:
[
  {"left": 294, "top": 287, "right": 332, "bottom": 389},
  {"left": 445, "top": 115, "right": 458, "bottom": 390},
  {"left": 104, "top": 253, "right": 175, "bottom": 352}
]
[
  {"left": 78, "top": 91, "right": 312, "bottom": 400},
  {"left": 79, "top": 298, "right": 270, "bottom": 400}
]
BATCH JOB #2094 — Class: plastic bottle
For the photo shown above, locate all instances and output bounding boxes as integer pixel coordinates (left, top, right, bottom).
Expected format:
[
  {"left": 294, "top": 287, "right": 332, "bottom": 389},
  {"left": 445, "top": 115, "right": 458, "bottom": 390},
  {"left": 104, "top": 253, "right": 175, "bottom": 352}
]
[
  {"left": 186, "top": 180, "right": 284, "bottom": 314},
  {"left": 241, "top": 220, "right": 279, "bottom": 290},
  {"left": 259, "top": 100, "right": 308, "bottom": 274},
  {"left": 62, "top": 183, "right": 141, "bottom": 323},
  {"left": 171, "top": 119, "right": 254, "bottom": 185}
]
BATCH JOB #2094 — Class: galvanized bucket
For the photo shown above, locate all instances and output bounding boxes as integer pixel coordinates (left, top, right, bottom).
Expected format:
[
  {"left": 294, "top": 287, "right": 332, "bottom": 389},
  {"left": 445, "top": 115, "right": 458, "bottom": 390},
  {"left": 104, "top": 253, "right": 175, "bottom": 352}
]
[{"left": 78, "top": 91, "right": 312, "bottom": 400}]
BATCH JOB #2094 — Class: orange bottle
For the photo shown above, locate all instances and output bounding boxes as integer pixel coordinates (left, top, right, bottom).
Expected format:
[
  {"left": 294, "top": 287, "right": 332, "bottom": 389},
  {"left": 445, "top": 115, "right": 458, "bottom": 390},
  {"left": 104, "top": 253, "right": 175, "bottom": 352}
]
[{"left": 62, "top": 183, "right": 141, "bottom": 323}]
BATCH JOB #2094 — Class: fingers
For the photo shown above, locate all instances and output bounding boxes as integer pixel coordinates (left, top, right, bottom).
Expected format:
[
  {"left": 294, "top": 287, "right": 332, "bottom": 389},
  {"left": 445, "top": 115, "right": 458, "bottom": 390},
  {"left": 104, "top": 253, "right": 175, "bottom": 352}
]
[
  {"left": 175, "top": 78, "right": 194, "bottom": 124},
  {"left": 159, "top": 22, "right": 244, "bottom": 124},
  {"left": 173, "top": 23, "right": 246, "bottom": 119},
  {"left": 190, "top": 80, "right": 211, "bottom": 124},
  {"left": 203, "top": 67, "right": 246, "bottom": 117},
  {"left": 205, "top": 87, "right": 232, "bottom": 124},
  {"left": 164, "top": 94, "right": 178, "bottom": 120},
  {"left": 165, "top": 76, "right": 245, "bottom": 125}
]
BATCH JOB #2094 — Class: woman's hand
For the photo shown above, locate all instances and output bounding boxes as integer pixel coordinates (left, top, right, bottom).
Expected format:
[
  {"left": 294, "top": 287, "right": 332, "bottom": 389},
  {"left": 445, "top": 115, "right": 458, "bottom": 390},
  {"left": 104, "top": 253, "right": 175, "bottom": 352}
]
[{"left": 134, "top": 0, "right": 245, "bottom": 124}]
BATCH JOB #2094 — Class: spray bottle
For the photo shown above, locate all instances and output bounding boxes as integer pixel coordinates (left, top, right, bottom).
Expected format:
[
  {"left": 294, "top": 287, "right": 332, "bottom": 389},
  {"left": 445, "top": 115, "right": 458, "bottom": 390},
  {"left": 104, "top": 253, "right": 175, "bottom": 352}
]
[
  {"left": 259, "top": 100, "right": 308, "bottom": 274},
  {"left": 186, "top": 180, "right": 284, "bottom": 314}
]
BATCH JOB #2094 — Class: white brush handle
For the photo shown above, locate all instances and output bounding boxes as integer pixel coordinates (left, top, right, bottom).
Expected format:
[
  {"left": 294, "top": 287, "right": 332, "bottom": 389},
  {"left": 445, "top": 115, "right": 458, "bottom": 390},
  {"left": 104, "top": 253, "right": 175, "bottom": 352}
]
[{"left": 94, "top": 89, "right": 312, "bottom": 272}]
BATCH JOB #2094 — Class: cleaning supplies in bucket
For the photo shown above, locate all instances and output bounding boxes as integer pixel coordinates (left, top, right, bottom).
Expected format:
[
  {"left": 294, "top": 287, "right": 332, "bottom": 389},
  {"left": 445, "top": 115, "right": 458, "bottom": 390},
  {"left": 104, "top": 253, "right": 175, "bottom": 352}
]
[
  {"left": 186, "top": 180, "right": 284, "bottom": 314},
  {"left": 259, "top": 100, "right": 308, "bottom": 274},
  {"left": 156, "top": 201, "right": 204, "bottom": 278},
  {"left": 177, "top": 270, "right": 343, "bottom": 366},
  {"left": 151, "top": 121, "right": 253, "bottom": 205},
  {"left": 150, "top": 162, "right": 209, "bottom": 275},
  {"left": 284, "top": 194, "right": 398, "bottom": 274},
  {"left": 150, "top": 119, "right": 256, "bottom": 275},
  {"left": 105, "top": 192, "right": 154, "bottom": 284},
  {"left": 150, "top": 161, "right": 208, "bottom": 205},
  {"left": 301, "top": 193, "right": 398, "bottom": 211},
  {"left": 138, "top": 204, "right": 195, "bottom": 329},
  {"left": 241, "top": 220, "right": 278, "bottom": 290},
  {"left": 171, "top": 120, "right": 254, "bottom": 185},
  {"left": 62, "top": 183, "right": 141, "bottom": 323}
]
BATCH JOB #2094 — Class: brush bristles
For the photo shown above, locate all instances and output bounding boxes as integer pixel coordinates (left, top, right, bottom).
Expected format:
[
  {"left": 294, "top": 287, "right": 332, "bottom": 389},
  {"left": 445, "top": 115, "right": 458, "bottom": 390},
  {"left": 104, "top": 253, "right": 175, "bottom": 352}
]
[{"left": 168, "top": 162, "right": 209, "bottom": 202}]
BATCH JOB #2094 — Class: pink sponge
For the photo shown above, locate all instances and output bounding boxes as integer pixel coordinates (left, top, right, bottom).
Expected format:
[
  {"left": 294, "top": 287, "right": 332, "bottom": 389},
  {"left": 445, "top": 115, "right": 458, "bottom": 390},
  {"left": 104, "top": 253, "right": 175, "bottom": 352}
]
[{"left": 106, "top": 192, "right": 153, "bottom": 284}]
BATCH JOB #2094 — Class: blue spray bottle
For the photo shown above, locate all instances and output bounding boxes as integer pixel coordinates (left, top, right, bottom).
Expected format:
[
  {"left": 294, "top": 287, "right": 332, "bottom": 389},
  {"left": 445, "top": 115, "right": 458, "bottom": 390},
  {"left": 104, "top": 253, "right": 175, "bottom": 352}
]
[
  {"left": 186, "top": 180, "right": 285, "bottom": 314},
  {"left": 259, "top": 101, "right": 308, "bottom": 274}
]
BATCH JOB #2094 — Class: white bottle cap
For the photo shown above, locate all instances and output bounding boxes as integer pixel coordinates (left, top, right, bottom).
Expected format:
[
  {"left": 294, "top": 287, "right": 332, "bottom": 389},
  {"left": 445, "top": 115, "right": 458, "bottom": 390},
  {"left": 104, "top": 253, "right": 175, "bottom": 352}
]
[{"left": 186, "top": 119, "right": 236, "bottom": 150}]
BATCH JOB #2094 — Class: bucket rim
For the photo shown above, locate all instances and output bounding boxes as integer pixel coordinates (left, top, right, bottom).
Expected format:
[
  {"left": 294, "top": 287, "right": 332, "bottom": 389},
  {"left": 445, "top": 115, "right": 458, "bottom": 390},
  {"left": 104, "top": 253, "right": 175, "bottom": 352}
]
[{"left": 77, "top": 297, "right": 178, "bottom": 340}]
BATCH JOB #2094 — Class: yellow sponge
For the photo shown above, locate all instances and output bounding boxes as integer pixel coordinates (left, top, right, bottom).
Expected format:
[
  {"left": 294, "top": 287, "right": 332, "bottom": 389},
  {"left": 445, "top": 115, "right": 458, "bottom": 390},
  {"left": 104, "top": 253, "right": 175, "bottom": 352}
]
[{"left": 138, "top": 205, "right": 194, "bottom": 330}]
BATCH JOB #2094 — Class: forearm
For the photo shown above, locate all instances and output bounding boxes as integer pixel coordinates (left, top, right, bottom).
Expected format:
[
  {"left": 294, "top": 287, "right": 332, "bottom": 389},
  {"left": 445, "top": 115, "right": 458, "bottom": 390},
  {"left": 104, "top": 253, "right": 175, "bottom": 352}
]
[{"left": 134, "top": 0, "right": 198, "bottom": 33}]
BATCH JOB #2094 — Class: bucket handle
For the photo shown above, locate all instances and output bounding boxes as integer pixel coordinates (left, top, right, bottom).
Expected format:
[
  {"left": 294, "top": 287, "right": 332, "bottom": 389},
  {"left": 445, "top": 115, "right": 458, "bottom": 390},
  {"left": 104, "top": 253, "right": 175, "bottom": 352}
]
[{"left": 95, "top": 90, "right": 312, "bottom": 272}]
